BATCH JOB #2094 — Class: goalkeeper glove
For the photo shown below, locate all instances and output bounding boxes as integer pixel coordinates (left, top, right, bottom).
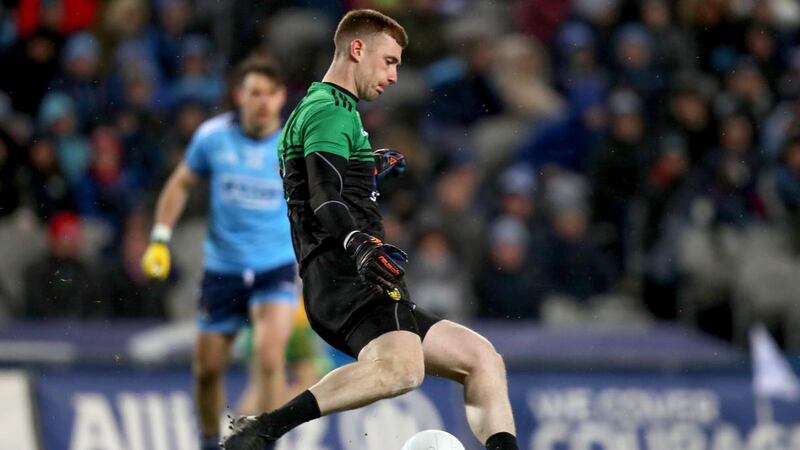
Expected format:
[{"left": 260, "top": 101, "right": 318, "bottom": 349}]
[
  {"left": 373, "top": 149, "right": 406, "bottom": 183},
  {"left": 141, "top": 224, "right": 171, "bottom": 280},
  {"left": 344, "top": 231, "right": 408, "bottom": 294}
]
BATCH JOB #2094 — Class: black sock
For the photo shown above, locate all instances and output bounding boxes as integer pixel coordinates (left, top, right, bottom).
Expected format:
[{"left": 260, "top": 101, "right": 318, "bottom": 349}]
[
  {"left": 257, "top": 390, "right": 321, "bottom": 438},
  {"left": 485, "top": 432, "right": 518, "bottom": 450}
]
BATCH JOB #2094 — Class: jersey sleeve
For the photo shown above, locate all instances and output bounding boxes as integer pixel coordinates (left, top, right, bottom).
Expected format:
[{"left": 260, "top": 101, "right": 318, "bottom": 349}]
[
  {"left": 303, "top": 105, "right": 353, "bottom": 159},
  {"left": 184, "top": 130, "right": 211, "bottom": 176}
]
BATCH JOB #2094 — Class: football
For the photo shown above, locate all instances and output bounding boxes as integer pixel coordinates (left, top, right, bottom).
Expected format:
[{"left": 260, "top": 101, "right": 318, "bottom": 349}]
[{"left": 401, "top": 430, "right": 466, "bottom": 450}]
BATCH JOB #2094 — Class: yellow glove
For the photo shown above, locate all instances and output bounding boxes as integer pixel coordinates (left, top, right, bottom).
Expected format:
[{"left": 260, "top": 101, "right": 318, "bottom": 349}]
[{"left": 141, "top": 242, "right": 171, "bottom": 280}]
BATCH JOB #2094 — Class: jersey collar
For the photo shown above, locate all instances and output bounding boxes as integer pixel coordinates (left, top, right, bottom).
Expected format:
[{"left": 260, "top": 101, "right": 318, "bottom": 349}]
[{"left": 322, "top": 82, "right": 359, "bottom": 104}]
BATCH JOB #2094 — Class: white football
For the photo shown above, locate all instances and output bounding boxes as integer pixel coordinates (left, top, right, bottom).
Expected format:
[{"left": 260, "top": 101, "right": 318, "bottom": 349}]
[{"left": 401, "top": 430, "right": 466, "bottom": 450}]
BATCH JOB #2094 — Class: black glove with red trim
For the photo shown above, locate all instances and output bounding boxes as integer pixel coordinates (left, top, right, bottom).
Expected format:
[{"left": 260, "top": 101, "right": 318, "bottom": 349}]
[{"left": 345, "top": 231, "right": 408, "bottom": 294}]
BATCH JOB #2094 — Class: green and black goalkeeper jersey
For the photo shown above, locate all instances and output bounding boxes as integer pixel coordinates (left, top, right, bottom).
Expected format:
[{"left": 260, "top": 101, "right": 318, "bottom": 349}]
[{"left": 278, "top": 82, "right": 382, "bottom": 267}]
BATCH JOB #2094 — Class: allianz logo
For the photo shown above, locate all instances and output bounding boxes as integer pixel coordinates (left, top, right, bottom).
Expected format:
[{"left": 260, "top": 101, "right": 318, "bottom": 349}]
[
  {"left": 68, "top": 392, "right": 197, "bottom": 450},
  {"left": 67, "top": 390, "right": 444, "bottom": 450}
]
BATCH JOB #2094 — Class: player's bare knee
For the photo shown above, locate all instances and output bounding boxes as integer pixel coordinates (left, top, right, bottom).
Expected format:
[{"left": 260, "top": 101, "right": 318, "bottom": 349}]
[
  {"left": 377, "top": 357, "right": 425, "bottom": 395},
  {"left": 254, "top": 342, "right": 284, "bottom": 373},
  {"left": 193, "top": 357, "right": 225, "bottom": 384},
  {"left": 470, "top": 339, "right": 505, "bottom": 376},
  {"left": 484, "top": 346, "right": 506, "bottom": 377}
]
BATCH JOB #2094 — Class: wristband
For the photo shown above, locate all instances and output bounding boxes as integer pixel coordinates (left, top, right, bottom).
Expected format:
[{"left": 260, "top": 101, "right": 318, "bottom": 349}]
[{"left": 151, "top": 224, "right": 173, "bottom": 243}]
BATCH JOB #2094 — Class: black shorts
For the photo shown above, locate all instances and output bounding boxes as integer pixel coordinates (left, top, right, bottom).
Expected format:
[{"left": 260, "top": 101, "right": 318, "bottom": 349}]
[{"left": 300, "top": 247, "right": 441, "bottom": 357}]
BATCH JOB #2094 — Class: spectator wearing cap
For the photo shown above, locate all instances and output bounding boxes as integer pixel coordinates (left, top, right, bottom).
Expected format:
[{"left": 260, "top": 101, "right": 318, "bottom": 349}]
[
  {"left": 37, "top": 92, "right": 91, "bottom": 186},
  {"left": 475, "top": 216, "right": 544, "bottom": 320},
  {"left": 49, "top": 32, "right": 106, "bottom": 130},
  {"left": 611, "top": 24, "right": 665, "bottom": 101},
  {"left": 169, "top": 34, "right": 224, "bottom": 108},
  {"left": 497, "top": 163, "right": 538, "bottom": 222},
  {"left": 22, "top": 211, "right": 100, "bottom": 318},
  {"left": 553, "top": 21, "right": 606, "bottom": 93},
  {"left": 495, "top": 163, "right": 550, "bottom": 247},
  {"left": 588, "top": 89, "right": 648, "bottom": 269}
]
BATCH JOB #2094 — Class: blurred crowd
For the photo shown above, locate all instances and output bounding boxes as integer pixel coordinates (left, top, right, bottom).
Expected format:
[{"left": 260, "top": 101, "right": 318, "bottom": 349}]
[{"left": 2, "top": 0, "right": 800, "bottom": 349}]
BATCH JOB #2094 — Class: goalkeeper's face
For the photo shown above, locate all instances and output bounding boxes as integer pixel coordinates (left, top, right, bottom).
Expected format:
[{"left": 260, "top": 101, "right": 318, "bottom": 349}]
[
  {"left": 355, "top": 32, "right": 401, "bottom": 101},
  {"left": 237, "top": 72, "right": 286, "bottom": 133}
]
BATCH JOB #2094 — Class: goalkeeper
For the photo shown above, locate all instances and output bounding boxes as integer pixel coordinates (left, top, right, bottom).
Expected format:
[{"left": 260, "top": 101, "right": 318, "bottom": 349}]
[
  {"left": 141, "top": 58, "right": 299, "bottom": 450},
  {"left": 224, "top": 9, "right": 518, "bottom": 450}
]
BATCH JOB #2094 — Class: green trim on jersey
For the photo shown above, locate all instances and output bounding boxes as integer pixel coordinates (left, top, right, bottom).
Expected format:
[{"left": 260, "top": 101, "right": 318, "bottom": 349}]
[{"left": 278, "top": 82, "right": 372, "bottom": 166}]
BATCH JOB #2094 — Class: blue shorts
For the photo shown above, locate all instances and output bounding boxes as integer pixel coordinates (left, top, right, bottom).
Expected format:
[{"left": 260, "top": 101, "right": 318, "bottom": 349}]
[{"left": 197, "top": 263, "right": 298, "bottom": 334}]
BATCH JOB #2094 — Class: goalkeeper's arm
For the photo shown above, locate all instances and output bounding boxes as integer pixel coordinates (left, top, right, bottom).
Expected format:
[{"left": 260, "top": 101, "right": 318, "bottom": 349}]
[
  {"left": 305, "top": 152, "right": 406, "bottom": 291},
  {"left": 305, "top": 151, "right": 358, "bottom": 245},
  {"left": 141, "top": 162, "right": 199, "bottom": 279}
]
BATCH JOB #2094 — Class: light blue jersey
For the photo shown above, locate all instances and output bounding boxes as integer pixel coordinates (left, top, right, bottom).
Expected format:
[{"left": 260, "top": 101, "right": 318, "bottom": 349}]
[{"left": 185, "top": 112, "right": 295, "bottom": 274}]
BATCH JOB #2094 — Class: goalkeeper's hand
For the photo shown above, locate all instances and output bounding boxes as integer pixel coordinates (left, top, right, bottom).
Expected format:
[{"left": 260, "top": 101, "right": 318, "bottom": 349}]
[
  {"left": 373, "top": 149, "right": 406, "bottom": 183},
  {"left": 141, "top": 240, "right": 171, "bottom": 280},
  {"left": 345, "top": 231, "right": 408, "bottom": 293}
]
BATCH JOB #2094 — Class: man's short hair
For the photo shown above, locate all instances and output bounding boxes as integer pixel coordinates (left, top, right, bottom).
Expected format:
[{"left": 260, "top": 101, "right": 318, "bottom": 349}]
[
  {"left": 233, "top": 57, "right": 284, "bottom": 86},
  {"left": 334, "top": 9, "right": 408, "bottom": 55}
]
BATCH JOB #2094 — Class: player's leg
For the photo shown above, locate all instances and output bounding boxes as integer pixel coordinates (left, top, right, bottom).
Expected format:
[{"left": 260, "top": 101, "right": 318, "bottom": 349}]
[
  {"left": 238, "top": 264, "right": 299, "bottom": 414},
  {"left": 283, "top": 306, "right": 334, "bottom": 400},
  {"left": 422, "top": 320, "right": 518, "bottom": 450},
  {"left": 194, "top": 332, "right": 235, "bottom": 449},
  {"left": 310, "top": 329, "right": 424, "bottom": 414},
  {"left": 244, "top": 301, "right": 294, "bottom": 412},
  {"left": 195, "top": 271, "right": 250, "bottom": 450},
  {"left": 223, "top": 328, "right": 425, "bottom": 449}
]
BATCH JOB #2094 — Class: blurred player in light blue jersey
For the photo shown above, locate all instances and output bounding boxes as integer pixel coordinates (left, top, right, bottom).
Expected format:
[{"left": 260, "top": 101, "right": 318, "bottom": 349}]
[{"left": 141, "top": 57, "right": 297, "bottom": 450}]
